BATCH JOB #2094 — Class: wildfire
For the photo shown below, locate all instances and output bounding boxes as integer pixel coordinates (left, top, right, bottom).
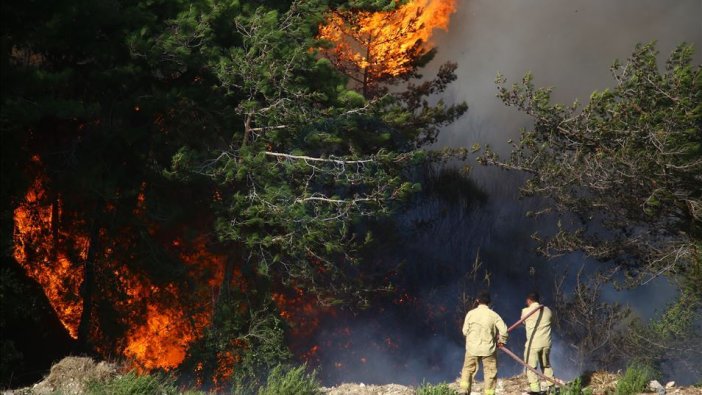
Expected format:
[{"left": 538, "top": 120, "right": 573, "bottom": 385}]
[
  {"left": 13, "top": 156, "right": 88, "bottom": 338},
  {"left": 124, "top": 303, "right": 194, "bottom": 370},
  {"left": 318, "top": 0, "right": 456, "bottom": 91},
  {"left": 273, "top": 288, "right": 331, "bottom": 339},
  {"left": 12, "top": 157, "right": 226, "bottom": 372},
  {"left": 272, "top": 287, "right": 335, "bottom": 364},
  {"left": 115, "top": 235, "right": 227, "bottom": 372}
]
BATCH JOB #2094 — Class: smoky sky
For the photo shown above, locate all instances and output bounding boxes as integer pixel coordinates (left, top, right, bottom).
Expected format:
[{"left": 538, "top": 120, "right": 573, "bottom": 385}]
[
  {"left": 313, "top": 1, "right": 701, "bottom": 387},
  {"left": 432, "top": 0, "right": 701, "bottom": 158}
]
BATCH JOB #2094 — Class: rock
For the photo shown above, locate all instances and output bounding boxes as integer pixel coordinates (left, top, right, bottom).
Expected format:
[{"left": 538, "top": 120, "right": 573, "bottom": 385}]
[
  {"left": 666, "top": 381, "right": 676, "bottom": 388},
  {"left": 649, "top": 380, "right": 666, "bottom": 395}
]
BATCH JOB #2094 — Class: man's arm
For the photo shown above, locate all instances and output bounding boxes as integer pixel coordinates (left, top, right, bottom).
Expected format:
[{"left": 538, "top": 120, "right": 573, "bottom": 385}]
[
  {"left": 462, "top": 312, "right": 471, "bottom": 337},
  {"left": 495, "top": 314, "right": 509, "bottom": 345}
]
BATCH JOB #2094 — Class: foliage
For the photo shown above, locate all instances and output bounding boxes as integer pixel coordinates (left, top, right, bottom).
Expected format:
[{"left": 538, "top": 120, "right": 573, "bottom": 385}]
[
  {"left": 192, "top": 0, "right": 467, "bottom": 304},
  {"left": 481, "top": 42, "right": 701, "bottom": 282},
  {"left": 416, "top": 381, "right": 458, "bottom": 395},
  {"left": 184, "top": 291, "right": 292, "bottom": 390},
  {"left": 86, "top": 371, "right": 180, "bottom": 395},
  {"left": 560, "top": 378, "right": 593, "bottom": 395},
  {"left": 615, "top": 362, "right": 655, "bottom": 395},
  {"left": 256, "top": 364, "right": 321, "bottom": 395},
  {"left": 480, "top": 42, "right": 701, "bottom": 370},
  {"left": 2, "top": 0, "right": 467, "bottom": 386}
]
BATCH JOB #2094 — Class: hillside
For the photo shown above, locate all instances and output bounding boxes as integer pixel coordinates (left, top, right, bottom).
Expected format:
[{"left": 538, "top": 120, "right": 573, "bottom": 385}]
[{"left": 4, "top": 358, "right": 701, "bottom": 395}]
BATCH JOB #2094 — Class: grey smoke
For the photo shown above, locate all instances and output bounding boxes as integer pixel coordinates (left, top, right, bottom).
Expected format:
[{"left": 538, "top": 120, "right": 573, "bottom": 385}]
[{"left": 313, "top": 0, "right": 701, "bottom": 387}]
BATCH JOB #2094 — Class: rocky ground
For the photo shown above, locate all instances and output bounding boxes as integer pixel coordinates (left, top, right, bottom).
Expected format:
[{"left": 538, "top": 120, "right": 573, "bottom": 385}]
[
  {"left": 4, "top": 357, "right": 701, "bottom": 395},
  {"left": 321, "top": 373, "right": 702, "bottom": 395}
]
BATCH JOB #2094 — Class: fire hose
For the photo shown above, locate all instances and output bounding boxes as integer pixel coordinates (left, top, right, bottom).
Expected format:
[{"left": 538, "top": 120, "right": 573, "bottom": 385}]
[{"left": 497, "top": 305, "right": 566, "bottom": 387}]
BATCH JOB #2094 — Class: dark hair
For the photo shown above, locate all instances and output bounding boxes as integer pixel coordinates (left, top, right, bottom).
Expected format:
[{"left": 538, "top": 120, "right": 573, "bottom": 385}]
[
  {"left": 477, "top": 291, "right": 491, "bottom": 305},
  {"left": 526, "top": 291, "right": 540, "bottom": 303}
]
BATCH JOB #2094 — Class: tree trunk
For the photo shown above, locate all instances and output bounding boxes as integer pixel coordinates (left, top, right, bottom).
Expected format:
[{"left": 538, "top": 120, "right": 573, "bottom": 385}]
[{"left": 75, "top": 209, "right": 100, "bottom": 353}]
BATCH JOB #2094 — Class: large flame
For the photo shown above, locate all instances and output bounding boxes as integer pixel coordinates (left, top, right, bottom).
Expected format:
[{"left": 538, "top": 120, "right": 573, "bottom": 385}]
[
  {"left": 12, "top": 157, "right": 225, "bottom": 371},
  {"left": 13, "top": 156, "right": 88, "bottom": 339},
  {"left": 123, "top": 236, "right": 225, "bottom": 371},
  {"left": 318, "top": 0, "right": 456, "bottom": 84}
]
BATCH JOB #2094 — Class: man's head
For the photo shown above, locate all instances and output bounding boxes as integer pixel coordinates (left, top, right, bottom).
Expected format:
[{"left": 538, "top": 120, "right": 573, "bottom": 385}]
[
  {"left": 476, "top": 291, "right": 491, "bottom": 306},
  {"left": 526, "top": 291, "right": 540, "bottom": 306}
]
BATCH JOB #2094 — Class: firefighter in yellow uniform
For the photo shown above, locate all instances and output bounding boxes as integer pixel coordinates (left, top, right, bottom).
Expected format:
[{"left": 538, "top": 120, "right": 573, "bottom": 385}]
[
  {"left": 521, "top": 292, "right": 554, "bottom": 393},
  {"left": 460, "top": 292, "right": 508, "bottom": 395}
]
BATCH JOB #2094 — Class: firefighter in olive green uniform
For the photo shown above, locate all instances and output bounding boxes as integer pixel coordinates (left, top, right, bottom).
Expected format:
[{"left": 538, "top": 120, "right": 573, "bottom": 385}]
[
  {"left": 460, "top": 292, "right": 508, "bottom": 395},
  {"left": 521, "top": 292, "right": 554, "bottom": 393}
]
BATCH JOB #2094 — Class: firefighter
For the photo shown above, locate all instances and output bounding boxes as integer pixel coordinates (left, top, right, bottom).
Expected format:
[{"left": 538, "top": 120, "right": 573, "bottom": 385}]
[
  {"left": 521, "top": 291, "right": 554, "bottom": 393},
  {"left": 460, "top": 292, "right": 508, "bottom": 395}
]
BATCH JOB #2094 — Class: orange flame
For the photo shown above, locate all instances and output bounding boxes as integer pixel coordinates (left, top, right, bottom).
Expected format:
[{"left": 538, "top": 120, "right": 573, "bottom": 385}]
[
  {"left": 121, "top": 236, "right": 226, "bottom": 371},
  {"left": 13, "top": 158, "right": 226, "bottom": 372},
  {"left": 318, "top": 0, "right": 456, "bottom": 84},
  {"left": 13, "top": 157, "right": 88, "bottom": 339}
]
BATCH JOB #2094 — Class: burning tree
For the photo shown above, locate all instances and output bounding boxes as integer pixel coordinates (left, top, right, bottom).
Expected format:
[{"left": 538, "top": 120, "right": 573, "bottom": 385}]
[
  {"left": 3, "top": 0, "right": 236, "bottom": 381},
  {"left": 3, "top": 0, "right": 467, "bottom": 388},
  {"left": 318, "top": 0, "right": 457, "bottom": 98}
]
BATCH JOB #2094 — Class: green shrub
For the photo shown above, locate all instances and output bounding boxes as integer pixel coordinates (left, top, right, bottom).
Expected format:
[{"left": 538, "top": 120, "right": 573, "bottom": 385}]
[
  {"left": 615, "top": 362, "right": 655, "bottom": 395},
  {"left": 257, "top": 364, "right": 320, "bottom": 395},
  {"left": 416, "top": 381, "right": 458, "bottom": 395},
  {"left": 560, "top": 377, "right": 593, "bottom": 395},
  {"left": 86, "top": 371, "right": 179, "bottom": 395}
]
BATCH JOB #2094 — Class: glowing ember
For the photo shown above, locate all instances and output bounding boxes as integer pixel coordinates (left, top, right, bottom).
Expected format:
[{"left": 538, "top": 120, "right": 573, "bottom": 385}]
[
  {"left": 318, "top": 0, "right": 456, "bottom": 92},
  {"left": 273, "top": 288, "right": 331, "bottom": 341},
  {"left": 272, "top": 287, "right": 336, "bottom": 365},
  {"left": 212, "top": 348, "right": 240, "bottom": 387}
]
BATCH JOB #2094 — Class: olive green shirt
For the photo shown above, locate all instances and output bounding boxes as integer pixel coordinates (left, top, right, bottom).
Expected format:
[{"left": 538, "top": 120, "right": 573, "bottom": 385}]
[
  {"left": 462, "top": 304, "right": 509, "bottom": 356},
  {"left": 521, "top": 302, "right": 552, "bottom": 350}
]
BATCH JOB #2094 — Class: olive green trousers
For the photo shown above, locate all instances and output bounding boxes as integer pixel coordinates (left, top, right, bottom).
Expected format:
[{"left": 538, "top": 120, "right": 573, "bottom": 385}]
[
  {"left": 525, "top": 346, "right": 554, "bottom": 392},
  {"left": 460, "top": 351, "right": 497, "bottom": 394}
]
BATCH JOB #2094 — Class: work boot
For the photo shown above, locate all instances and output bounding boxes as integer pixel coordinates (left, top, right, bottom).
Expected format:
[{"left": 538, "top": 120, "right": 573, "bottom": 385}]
[
  {"left": 547, "top": 386, "right": 559, "bottom": 395},
  {"left": 527, "top": 382, "right": 542, "bottom": 394}
]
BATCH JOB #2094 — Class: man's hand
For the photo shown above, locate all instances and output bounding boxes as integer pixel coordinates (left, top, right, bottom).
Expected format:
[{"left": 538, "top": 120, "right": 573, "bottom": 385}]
[{"left": 497, "top": 342, "right": 505, "bottom": 348}]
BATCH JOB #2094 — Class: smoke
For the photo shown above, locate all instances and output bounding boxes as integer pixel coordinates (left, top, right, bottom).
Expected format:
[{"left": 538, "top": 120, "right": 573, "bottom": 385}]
[
  {"left": 311, "top": 0, "right": 701, "bottom": 387},
  {"left": 432, "top": 0, "right": 701, "bottom": 160}
]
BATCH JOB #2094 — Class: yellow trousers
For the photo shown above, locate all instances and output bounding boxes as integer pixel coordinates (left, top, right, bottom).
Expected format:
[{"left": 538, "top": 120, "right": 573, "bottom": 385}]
[
  {"left": 524, "top": 346, "right": 553, "bottom": 392},
  {"left": 460, "top": 351, "right": 497, "bottom": 394}
]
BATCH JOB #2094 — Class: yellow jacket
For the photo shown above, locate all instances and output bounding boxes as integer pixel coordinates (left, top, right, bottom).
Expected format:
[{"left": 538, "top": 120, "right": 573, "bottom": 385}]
[
  {"left": 521, "top": 302, "right": 552, "bottom": 349},
  {"left": 462, "top": 304, "right": 508, "bottom": 356}
]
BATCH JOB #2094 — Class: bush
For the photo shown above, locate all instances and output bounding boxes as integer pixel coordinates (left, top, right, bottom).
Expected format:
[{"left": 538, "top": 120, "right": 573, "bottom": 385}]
[
  {"left": 416, "top": 381, "right": 458, "bottom": 395},
  {"left": 257, "top": 364, "right": 320, "bottom": 395},
  {"left": 561, "top": 377, "right": 593, "bottom": 395},
  {"left": 87, "top": 371, "right": 179, "bottom": 395},
  {"left": 615, "top": 362, "right": 655, "bottom": 395}
]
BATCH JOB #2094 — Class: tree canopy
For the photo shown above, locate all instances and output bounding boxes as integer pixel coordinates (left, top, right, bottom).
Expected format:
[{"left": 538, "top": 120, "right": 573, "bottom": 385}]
[
  {"left": 480, "top": 42, "right": 701, "bottom": 373},
  {"left": 1, "top": 0, "right": 466, "bottom": 387}
]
